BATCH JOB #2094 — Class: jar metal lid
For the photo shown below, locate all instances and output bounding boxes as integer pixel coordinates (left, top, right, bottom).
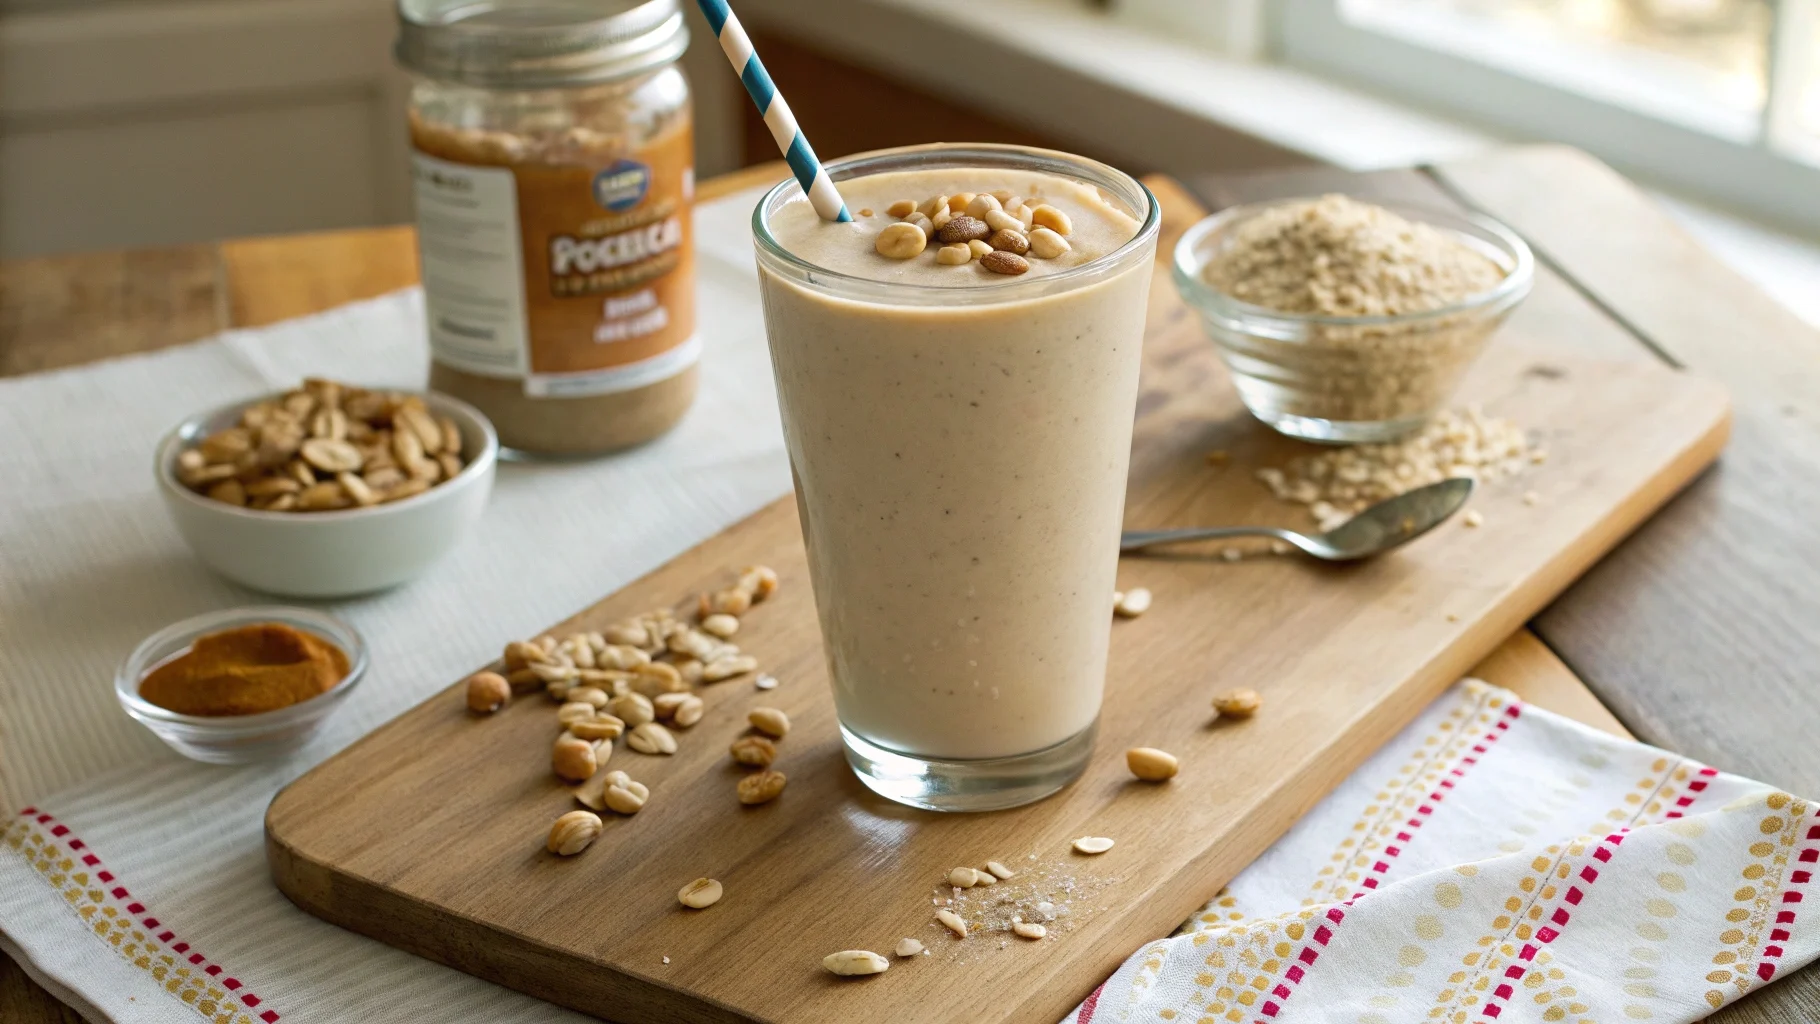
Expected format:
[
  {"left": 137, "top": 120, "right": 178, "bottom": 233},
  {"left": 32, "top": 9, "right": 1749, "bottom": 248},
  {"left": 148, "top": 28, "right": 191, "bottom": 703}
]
[{"left": 395, "top": 0, "right": 688, "bottom": 89}]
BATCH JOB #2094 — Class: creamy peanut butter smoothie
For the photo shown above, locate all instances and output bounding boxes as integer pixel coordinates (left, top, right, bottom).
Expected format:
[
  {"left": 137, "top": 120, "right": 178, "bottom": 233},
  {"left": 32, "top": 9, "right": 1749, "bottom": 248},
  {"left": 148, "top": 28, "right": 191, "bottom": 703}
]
[{"left": 752, "top": 145, "right": 1158, "bottom": 811}]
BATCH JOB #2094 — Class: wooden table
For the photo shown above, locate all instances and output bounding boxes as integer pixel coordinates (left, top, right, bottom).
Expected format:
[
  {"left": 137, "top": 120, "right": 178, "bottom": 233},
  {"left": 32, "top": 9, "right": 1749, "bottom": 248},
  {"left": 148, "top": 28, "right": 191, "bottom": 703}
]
[{"left": 3, "top": 152, "right": 1816, "bottom": 1024}]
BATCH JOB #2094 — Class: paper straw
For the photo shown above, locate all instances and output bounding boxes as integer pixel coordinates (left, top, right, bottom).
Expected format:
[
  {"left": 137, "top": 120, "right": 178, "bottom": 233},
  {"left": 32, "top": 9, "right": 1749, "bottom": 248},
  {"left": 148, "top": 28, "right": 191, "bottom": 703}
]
[{"left": 695, "top": 0, "right": 851, "bottom": 222}]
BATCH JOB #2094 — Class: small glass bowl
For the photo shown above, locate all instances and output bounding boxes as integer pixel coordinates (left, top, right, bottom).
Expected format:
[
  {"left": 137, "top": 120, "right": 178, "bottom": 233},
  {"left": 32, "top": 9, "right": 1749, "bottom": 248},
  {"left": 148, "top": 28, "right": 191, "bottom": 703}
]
[
  {"left": 1173, "top": 198, "right": 1534, "bottom": 444},
  {"left": 116, "top": 606, "right": 368, "bottom": 764}
]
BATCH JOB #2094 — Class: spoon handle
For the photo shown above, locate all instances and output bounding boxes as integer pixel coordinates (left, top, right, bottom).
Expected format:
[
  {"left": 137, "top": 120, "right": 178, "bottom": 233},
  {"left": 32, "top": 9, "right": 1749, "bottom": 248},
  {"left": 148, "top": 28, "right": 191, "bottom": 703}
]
[{"left": 1120, "top": 526, "right": 1277, "bottom": 553}]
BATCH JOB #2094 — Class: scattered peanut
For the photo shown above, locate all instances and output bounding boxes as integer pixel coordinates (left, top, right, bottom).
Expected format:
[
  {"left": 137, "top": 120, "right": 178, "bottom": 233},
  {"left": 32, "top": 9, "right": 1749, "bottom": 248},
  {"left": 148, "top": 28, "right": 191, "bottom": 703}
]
[
  {"left": 703, "top": 654, "right": 758, "bottom": 682},
  {"left": 886, "top": 199, "right": 917, "bottom": 218},
  {"left": 936, "top": 215, "right": 990, "bottom": 244},
  {"left": 1012, "top": 921, "right": 1047, "bottom": 940},
  {"left": 553, "top": 734, "right": 599, "bottom": 782},
  {"left": 936, "top": 243, "right": 972, "bottom": 266},
  {"left": 671, "top": 694, "right": 705, "bottom": 727},
  {"left": 984, "top": 208, "right": 1023, "bottom": 233},
  {"left": 605, "top": 778, "right": 649, "bottom": 814},
  {"left": 737, "top": 769, "right": 787, "bottom": 805},
  {"left": 823, "top": 950, "right": 890, "bottom": 976},
  {"left": 678, "top": 877, "right": 723, "bottom": 909},
  {"left": 1212, "top": 688, "right": 1262, "bottom": 718},
  {"left": 737, "top": 565, "right": 779, "bottom": 601},
  {"left": 895, "top": 937, "right": 925, "bottom": 957},
  {"left": 612, "top": 692, "right": 655, "bottom": 727},
  {"left": 1028, "top": 227, "right": 1071, "bottom": 260},
  {"left": 948, "top": 866, "right": 983, "bottom": 887},
  {"left": 547, "top": 810, "right": 603, "bottom": 856},
  {"left": 936, "top": 909, "right": 968, "bottom": 938},
  {"left": 980, "top": 251, "right": 1029, "bottom": 276},
  {"left": 875, "top": 222, "right": 928, "bottom": 260},
  {"left": 749, "top": 707, "right": 790, "bottom": 738},
  {"left": 699, "top": 613, "right": 740, "bottom": 639},
  {"left": 627, "top": 721, "right": 678, "bottom": 755},
  {"left": 1030, "top": 204, "right": 1072, "bottom": 235},
  {"left": 987, "top": 228, "right": 1028, "bottom": 255},
  {"left": 729, "top": 735, "right": 777, "bottom": 767},
  {"left": 985, "top": 860, "right": 1016, "bottom": 880},
  {"left": 465, "top": 671, "right": 510, "bottom": 714},
  {"left": 1114, "top": 588, "right": 1152, "bottom": 618},
  {"left": 1462, "top": 509, "right": 1485, "bottom": 528},
  {"left": 1126, "top": 747, "right": 1179, "bottom": 781},
  {"left": 964, "top": 193, "right": 1002, "bottom": 218},
  {"left": 1072, "top": 836, "right": 1115, "bottom": 855},
  {"left": 570, "top": 715, "right": 623, "bottom": 741},
  {"left": 967, "top": 238, "right": 993, "bottom": 260}
]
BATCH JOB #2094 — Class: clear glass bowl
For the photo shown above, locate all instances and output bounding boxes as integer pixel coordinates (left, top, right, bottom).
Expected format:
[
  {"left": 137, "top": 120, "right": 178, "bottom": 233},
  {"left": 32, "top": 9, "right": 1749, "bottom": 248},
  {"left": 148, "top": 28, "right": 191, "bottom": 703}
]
[
  {"left": 1172, "top": 198, "right": 1534, "bottom": 443},
  {"left": 115, "top": 606, "right": 368, "bottom": 764}
]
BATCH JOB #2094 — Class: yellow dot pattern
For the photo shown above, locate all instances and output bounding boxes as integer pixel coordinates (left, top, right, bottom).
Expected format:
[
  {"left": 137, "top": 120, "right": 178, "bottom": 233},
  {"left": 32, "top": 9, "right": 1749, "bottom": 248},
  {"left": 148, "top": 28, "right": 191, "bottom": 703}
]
[
  {"left": 2, "top": 816, "right": 267, "bottom": 1024},
  {"left": 1703, "top": 793, "right": 1812, "bottom": 1010}
]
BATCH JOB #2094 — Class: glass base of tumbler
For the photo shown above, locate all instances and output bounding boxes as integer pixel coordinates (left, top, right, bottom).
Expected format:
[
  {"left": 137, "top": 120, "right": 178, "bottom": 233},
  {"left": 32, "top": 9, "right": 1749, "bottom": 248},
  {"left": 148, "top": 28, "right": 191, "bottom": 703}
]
[{"left": 840, "top": 719, "right": 1097, "bottom": 813}]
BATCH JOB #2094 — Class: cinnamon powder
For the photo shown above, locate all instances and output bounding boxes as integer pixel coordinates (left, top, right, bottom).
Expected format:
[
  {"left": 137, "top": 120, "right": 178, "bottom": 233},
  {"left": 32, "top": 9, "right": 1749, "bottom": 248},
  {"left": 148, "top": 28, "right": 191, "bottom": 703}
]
[{"left": 139, "top": 623, "right": 348, "bottom": 717}]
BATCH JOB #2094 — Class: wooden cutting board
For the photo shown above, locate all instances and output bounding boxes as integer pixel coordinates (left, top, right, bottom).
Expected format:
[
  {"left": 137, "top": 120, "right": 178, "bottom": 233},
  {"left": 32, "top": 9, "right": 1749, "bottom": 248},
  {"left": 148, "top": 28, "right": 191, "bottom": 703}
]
[{"left": 265, "top": 179, "right": 1729, "bottom": 1024}]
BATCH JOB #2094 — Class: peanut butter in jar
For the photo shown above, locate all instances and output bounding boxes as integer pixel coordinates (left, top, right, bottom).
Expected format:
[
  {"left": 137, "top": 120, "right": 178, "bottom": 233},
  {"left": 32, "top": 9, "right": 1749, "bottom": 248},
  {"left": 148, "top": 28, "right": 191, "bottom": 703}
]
[{"left": 397, "top": 0, "right": 698, "bottom": 456}]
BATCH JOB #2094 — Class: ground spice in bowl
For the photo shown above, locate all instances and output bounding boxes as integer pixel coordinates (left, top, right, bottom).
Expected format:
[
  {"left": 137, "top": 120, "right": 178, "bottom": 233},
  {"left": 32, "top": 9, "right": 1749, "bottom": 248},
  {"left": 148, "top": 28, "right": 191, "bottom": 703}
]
[{"left": 138, "top": 623, "right": 350, "bottom": 717}]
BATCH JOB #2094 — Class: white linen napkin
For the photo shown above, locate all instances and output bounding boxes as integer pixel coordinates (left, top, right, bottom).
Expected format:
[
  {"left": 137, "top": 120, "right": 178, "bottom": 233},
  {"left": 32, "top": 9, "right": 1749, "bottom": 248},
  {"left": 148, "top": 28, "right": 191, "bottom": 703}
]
[
  {"left": 2, "top": 186, "right": 1811, "bottom": 1024},
  {"left": 1064, "top": 681, "right": 1815, "bottom": 1024}
]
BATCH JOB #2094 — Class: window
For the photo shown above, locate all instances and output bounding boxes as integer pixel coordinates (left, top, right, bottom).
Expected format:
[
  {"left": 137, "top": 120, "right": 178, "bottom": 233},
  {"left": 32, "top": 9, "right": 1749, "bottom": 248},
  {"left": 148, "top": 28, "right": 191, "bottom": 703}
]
[{"left": 1134, "top": 0, "right": 1820, "bottom": 232}]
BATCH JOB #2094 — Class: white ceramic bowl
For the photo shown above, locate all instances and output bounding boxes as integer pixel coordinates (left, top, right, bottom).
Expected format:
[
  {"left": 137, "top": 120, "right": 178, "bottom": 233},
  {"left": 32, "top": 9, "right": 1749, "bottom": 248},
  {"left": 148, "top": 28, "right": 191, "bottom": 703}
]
[{"left": 155, "top": 390, "right": 498, "bottom": 597}]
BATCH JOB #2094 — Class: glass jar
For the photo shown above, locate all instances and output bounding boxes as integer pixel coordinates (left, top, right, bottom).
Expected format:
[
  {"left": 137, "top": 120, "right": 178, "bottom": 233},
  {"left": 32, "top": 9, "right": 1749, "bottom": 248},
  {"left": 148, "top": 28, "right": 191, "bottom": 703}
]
[{"left": 396, "top": 0, "right": 697, "bottom": 457}]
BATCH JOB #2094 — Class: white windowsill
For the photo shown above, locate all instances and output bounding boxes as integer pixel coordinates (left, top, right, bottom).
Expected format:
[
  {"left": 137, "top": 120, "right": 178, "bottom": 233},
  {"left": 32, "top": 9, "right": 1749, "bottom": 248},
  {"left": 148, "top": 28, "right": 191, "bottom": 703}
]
[{"left": 740, "top": 0, "right": 1820, "bottom": 330}]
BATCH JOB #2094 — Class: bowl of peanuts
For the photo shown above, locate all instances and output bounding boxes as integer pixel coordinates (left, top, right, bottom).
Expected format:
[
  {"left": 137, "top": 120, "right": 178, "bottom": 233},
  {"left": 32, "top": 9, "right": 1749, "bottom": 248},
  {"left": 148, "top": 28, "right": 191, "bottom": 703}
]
[{"left": 155, "top": 378, "right": 498, "bottom": 597}]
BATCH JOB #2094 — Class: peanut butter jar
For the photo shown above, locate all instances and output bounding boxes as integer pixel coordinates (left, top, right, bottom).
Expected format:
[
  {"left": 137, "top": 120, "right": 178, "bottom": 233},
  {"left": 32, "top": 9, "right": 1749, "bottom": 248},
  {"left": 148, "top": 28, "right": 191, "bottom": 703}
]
[{"left": 396, "top": 0, "right": 697, "bottom": 456}]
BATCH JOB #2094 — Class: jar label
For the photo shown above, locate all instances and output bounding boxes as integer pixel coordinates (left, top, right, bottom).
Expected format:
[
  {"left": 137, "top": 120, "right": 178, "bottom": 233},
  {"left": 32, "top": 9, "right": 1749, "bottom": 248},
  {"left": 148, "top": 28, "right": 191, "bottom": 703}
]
[{"left": 411, "top": 123, "right": 697, "bottom": 397}]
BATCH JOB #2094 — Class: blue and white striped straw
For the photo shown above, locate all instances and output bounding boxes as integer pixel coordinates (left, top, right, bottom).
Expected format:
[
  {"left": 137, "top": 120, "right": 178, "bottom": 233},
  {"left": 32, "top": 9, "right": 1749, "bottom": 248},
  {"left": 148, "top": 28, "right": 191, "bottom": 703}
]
[{"left": 695, "top": 0, "right": 851, "bottom": 223}]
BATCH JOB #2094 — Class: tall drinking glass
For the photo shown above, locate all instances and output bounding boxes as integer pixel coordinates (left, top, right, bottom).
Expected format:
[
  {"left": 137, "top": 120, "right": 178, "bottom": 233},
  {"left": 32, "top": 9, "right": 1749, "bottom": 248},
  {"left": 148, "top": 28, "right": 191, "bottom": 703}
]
[{"left": 751, "top": 144, "right": 1160, "bottom": 811}]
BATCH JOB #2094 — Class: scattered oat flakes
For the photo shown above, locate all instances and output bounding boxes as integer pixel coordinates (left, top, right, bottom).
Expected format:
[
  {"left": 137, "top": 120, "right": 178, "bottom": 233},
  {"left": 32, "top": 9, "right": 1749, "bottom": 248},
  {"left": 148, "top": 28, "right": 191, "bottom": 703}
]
[{"left": 1256, "top": 407, "right": 1530, "bottom": 530}]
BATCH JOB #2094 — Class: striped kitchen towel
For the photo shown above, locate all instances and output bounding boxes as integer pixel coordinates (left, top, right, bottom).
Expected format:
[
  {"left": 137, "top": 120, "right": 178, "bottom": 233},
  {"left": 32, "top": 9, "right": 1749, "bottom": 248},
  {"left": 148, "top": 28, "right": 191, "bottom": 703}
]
[{"left": 1065, "top": 679, "right": 1814, "bottom": 1024}]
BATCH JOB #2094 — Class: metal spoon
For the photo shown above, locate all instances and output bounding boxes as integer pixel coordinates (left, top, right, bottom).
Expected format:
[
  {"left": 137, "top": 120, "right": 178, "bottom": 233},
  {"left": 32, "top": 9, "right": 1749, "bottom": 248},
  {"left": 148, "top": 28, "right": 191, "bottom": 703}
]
[{"left": 1120, "top": 478, "right": 1475, "bottom": 561}]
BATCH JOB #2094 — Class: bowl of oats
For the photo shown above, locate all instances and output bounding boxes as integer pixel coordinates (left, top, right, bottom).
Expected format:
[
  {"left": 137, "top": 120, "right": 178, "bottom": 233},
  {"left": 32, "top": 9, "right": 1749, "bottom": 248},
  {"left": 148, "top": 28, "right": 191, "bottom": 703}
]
[
  {"left": 155, "top": 379, "right": 498, "bottom": 597},
  {"left": 1174, "top": 194, "right": 1532, "bottom": 443}
]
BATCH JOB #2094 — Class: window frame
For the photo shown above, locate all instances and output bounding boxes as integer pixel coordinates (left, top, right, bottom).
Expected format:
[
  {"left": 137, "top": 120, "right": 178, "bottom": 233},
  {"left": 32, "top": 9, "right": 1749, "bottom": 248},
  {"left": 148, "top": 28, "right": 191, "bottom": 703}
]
[{"left": 1121, "top": 0, "right": 1820, "bottom": 234}]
